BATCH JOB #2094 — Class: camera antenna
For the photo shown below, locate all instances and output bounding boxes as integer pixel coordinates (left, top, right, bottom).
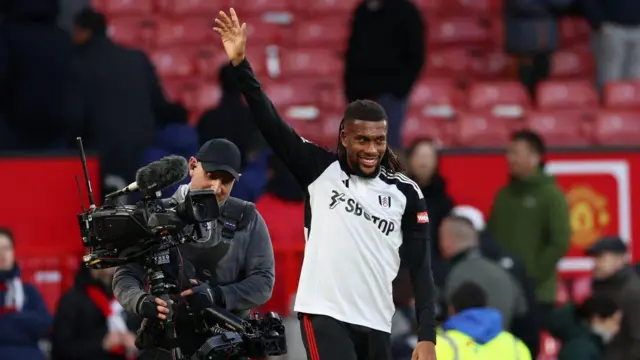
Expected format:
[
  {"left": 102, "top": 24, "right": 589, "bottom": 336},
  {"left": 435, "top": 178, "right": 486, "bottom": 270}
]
[
  {"left": 76, "top": 137, "right": 96, "bottom": 209},
  {"left": 75, "top": 175, "right": 87, "bottom": 212}
]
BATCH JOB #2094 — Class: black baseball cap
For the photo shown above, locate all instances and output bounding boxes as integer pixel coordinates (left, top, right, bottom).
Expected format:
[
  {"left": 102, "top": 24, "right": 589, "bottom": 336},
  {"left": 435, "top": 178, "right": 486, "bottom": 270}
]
[
  {"left": 586, "top": 236, "right": 627, "bottom": 256},
  {"left": 196, "top": 139, "right": 242, "bottom": 180}
]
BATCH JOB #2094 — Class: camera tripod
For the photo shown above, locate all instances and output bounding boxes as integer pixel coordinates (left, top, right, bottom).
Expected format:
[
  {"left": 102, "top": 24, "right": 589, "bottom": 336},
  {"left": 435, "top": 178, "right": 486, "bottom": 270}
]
[{"left": 146, "top": 255, "right": 185, "bottom": 360}]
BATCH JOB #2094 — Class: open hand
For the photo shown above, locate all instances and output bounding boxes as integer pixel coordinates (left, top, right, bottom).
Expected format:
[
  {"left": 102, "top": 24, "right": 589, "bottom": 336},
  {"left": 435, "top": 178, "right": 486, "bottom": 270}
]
[
  {"left": 411, "top": 341, "right": 437, "bottom": 360},
  {"left": 213, "top": 8, "right": 247, "bottom": 66}
]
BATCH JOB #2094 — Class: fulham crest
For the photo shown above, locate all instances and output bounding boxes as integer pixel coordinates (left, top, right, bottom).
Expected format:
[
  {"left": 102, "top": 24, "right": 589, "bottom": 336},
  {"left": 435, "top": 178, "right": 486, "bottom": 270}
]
[{"left": 378, "top": 195, "right": 391, "bottom": 208}]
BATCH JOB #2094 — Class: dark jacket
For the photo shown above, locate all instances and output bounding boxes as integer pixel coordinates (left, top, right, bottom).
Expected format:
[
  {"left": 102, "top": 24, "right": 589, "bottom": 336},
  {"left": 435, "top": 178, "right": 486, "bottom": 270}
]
[
  {"left": 74, "top": 35, "right": 165, "bottom": 182},
  {"left": 583, "top": 0, "right": 640, "bottom": 28},
  {"left": 488, "top": 169, "right": 570, "bottom": 303},
  {"left": 344, "top": 0, "right": 424, "bottom": 101},
  {"left": 0, "top": 0, "right": 82, "bottom": 150},
  {"left": 548, "top": 304, "right": 604, "bottom": 360},
  {"left": 0, "top": 266, "right": 52, "bottom": 360},
  {"left": 51, "top": 267, "right": 139, "bottom": 360},
  {"left": 592, "top": 266, "right": 640, "bottom": 360}
]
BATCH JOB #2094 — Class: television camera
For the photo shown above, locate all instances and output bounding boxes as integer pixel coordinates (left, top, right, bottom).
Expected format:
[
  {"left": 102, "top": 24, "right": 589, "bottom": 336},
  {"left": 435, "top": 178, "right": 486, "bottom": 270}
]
[{"left": 73, "top": 138, "right": 286, "bottom": 360}]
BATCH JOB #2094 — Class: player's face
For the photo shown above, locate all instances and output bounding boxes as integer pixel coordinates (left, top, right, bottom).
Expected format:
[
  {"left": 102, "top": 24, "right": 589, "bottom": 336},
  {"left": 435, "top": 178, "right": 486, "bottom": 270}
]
[
  {"left": 0, "top": 234, "right": 15, "bottom": 271},
  {"left": 189, "top": 160, "right": 236, "bottom": 204},
  {"left": 341, "top": 120, "right": 388, "bottom": 176}
]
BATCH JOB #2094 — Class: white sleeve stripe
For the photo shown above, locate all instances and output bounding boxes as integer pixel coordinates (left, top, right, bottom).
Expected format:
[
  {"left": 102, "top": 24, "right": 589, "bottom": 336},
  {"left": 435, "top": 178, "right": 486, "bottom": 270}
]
[{"left": 380, "top": 168, "right": 423, "bottom": 199}]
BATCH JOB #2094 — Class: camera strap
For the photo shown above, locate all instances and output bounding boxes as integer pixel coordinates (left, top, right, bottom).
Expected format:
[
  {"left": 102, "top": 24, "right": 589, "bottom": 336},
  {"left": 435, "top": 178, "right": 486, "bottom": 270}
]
[{"left": 218, "top": 197, "right": 253, "bottom": 240}]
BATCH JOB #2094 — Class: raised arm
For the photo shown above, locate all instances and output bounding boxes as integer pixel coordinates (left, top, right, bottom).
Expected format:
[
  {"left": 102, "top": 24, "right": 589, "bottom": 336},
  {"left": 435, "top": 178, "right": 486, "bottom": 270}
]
[{"left": 214, "top": 9, "right": 335, "bottom": 187}]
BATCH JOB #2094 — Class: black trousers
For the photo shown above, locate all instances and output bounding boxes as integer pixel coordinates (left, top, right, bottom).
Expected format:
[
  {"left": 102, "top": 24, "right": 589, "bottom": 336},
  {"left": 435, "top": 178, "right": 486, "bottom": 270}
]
[{"left": 299, "top": 313, "right": 392, "bottom": 360}]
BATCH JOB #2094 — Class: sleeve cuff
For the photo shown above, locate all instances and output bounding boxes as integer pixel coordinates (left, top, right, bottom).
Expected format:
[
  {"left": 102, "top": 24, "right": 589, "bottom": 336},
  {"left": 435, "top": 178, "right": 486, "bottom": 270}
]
[
  {"left": 418, "top": 327, "right": 436, "bottom": 343},
  {"left": 218, "top": 285, "right": 237, "bottom": 311}
]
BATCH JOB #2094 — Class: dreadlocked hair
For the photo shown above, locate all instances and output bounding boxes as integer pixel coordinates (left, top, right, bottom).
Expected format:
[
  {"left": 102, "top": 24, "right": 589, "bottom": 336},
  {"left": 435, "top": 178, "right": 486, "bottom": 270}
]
[{"left": 336, "top": 100, "right": 405, "bottom": 174}]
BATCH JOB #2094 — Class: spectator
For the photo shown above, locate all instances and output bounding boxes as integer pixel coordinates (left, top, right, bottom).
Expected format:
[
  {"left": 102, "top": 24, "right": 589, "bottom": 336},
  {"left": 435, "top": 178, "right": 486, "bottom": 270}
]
[
  {"left": 436, "top": 282, "right": 531, "bottom": 360},
  {"left": 488, "top": 130, "right": 570, "bottom": 327},
  {"left": 405, "top": 138, "right": 454, "bottom": 287},
  {"left": 197, "top": 64, "right": 265, "bottom": 167},
  {"left": 548, "top": 295, "right": 622, "bottom": 360},
  {"left": 0, "top": 228, "right": 52, "bottom": 360},
  {"left": 440, "top": 216, "right": 528, "bottom": 329},
  {"left": 344, "top": 0, "right": 425, "bottom": 149},
  {"left": 0, "top": 0, "right": 82, "bottom": 151},
  {"left": 584, "top": 0, "right": 640, "bottom": 87},
  {"left": 51, "top": 265, "right": 139, "bottom": 360},
  {"left": 588, "top": 236, "right": 640, "bottom": 360},
  {"left": 72, "top": 8, "right": 166, "bottom": 183},
  {"left": 140, "top": 102, "right": 198, "bottom": 197},
  {"left": 451, "top": 205, "right": 540, "bottom": 357},
  {"left": 504, "top": 0, "right": 570, "bottom": 95}
]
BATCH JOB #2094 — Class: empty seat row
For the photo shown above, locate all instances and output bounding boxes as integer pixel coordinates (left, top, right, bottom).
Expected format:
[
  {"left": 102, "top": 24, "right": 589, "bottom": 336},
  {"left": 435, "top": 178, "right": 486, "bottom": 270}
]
[
  {"left": 411, "top": 79, "right": 640, "bottom": 117},
  {"left": 93, "top": 0, "right": 503, "bottom": 17}
]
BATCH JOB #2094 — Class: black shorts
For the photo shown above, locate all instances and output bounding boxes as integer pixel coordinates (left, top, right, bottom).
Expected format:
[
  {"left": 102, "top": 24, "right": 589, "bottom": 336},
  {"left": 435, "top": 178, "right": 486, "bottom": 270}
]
[{"left": 298, "top": 313, "right": 392, "bottom": 360}]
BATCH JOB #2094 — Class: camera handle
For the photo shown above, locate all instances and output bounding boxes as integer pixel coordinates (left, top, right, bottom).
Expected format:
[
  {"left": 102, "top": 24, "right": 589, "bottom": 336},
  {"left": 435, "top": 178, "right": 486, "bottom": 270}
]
[{"left": 148, "top": 266, "right": 184, "bottom": 360}]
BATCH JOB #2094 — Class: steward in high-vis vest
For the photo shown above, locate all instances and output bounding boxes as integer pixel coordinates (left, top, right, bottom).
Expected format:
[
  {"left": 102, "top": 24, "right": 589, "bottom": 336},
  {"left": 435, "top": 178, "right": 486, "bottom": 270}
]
[{"left": 437, "top": 282, "right": 531, "bottom": 360}]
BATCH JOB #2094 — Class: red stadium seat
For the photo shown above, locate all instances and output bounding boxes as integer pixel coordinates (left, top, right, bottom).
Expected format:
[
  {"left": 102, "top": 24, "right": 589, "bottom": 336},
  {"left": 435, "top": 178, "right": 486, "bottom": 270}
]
[
  {"left": 559, "top": 17, "right": 591, "bottom": 48},
  {"left": 294, "top": 0, "right": 361, "bottom": 15},
  {"left": 414, "top": 0, "right": 443, "bottom": 12},
  {"left": 245, "top": 18, "right": 292, "bottom": 46},
  {"left": 525, "top": 110, "right": 593, "bottom": 147},
  {"left": 409, "top": 79, "right": 463, "bottom": 118},
  {"left": 107, "top": 16, "right": 155, "bottom": 48},
  {"left": 151, "top": 48, "right": 194, "bottom": 78},
  {"left": 318, "top": 111, "right": 344, "bottom": 148},
  {"left": 425, "top": 48, "right": 470, "bottom": 78},
  {"left": 154, "top": 17, "right": 212, "bottom": 47},
  {"left": 286, "top": 119, "right": 324, "bottom": 144},
  {"left": 603, "top": 81, "right": 640, "bottom": 109},
  {"left": 293, "top": 17, "right": 350, "bottom": 49},
  {"left": 455, "top": 112, "right": 514, "bottom": 147},
  {"left": 468, "top": 50, "right": 510, "bottom": 80},
  {"left": 438, "top": 0, "right": 502, "bottom": 15},
  {"left": 101, "top": 0, "right": 153, "bottom": 16},
  {"left": 195, "top": 82, "right": 222, "bottom": 111},
  {"left": 467, "top": 81, "right": 531, "bottom": 117},
  {"left": 594, "top": 111, "right": 640, "bottom": 146},
  {"left": 161, "top": 78, "right": 199, "bottom": 107},
  {"left": 234, "top": 0, "right": 291, "bottom": 14},
  {"left": 536, "top": 80, "right": 599, "bottom": 110},
  {"left": 280, "top": 48, "right": 343, "bottom": 77},
  {"left": 20, "top": 256, "right": 63, "bottom": 313},
  {"left": 402, "top": 113, "right": 450, "bottom": 147},
  {"left": 156, "top": 0, "right": 221, "bottom": 16},
  {"left": 427, "top": 16, "right": 493, "bottom": 48},
  {"left": 550, "top": 49, "right": 595, "bottom": 79},
  {"left": 262, "top": 78, "right": 336, "bottom": 111}
]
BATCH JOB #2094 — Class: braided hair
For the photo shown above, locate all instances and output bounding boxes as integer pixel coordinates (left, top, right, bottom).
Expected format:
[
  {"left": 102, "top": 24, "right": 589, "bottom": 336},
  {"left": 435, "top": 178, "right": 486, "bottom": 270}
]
[{"left": 336, "top": 100, "right": 405, "bottom": 174}]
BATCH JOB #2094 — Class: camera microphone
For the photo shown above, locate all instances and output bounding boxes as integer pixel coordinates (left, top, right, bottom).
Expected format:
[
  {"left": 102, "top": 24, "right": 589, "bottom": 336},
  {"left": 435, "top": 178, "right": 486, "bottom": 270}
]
[{"left": 105, "top": 155, "right": 189, "bottom": 199}]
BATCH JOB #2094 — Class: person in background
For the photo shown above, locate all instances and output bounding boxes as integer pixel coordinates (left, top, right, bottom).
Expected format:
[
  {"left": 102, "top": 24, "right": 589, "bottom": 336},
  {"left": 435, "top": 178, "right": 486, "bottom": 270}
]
[
  {"left": 72, "top": 8, "right": 166, "bottom": 183},
  {"left": 583, "top": 0, "right": 640, "bottom": 88},
  {"left": 548, "top": 295, "right": 622, "bottom": 360},
  {"left": 0, "top": 228, "right": 52, "bottom": 360},
  {"left": 588, "top": 236, "right": 640, "bottom": 360},
  {"left": 344, "top": 0, "right": 425, "bottom": 149},
  {"left": 405, "top": 138, "right": 454, "bottom": 288},
  {"left": 451, "top": 204, "right": 540, "bottom": 358},
  {"left": 436, "top": 282, "right": 531, "bottom": 360},
  {"left": 488, "top": 130, "right": 570, "bottom": 328},
  {"left": 0, "top": 0, "right": 82, "bottom": 151},
  {"left": 140, "top": 102, "right": 199, "bottom": 197},
  {"left": 198, "top": 64, "right": 268, "bottom": 202},
  {"left": 440, "top": 216, "right": 527, "bottom": 330},
  {"left": 51, "top": 265, "right": 139, "bottom": 360}
]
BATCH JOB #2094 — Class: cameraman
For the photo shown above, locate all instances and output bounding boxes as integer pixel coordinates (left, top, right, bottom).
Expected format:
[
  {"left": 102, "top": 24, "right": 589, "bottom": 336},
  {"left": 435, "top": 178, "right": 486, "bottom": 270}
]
[{"left": 112, "top": 139, "right": 275, "bottom": 359}]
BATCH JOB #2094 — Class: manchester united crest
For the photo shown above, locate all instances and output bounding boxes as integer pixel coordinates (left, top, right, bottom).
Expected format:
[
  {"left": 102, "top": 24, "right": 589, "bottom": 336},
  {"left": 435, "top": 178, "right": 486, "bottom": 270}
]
[{"left": 567, "top": 185, "right": 610, "bottom": 249}]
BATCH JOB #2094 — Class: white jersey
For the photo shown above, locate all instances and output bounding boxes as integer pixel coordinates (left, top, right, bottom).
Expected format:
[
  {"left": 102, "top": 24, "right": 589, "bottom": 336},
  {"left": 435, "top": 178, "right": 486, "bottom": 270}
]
[{"left": 233, "top": 58, "right": 436, "bottom": 341}]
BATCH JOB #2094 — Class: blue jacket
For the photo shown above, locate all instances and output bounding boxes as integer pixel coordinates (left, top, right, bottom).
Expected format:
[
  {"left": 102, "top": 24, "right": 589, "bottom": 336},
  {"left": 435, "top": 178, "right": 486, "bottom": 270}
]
[
  {"left": 0, "top": 282, "right": 52, "bottom": 360},
  {"left": 443, "top": 308, "right": 503, "bottom": 344}
]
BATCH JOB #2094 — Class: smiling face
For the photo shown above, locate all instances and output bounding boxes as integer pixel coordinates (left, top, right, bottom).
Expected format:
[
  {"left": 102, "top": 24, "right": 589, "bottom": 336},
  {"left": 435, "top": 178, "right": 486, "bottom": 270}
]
[{"left": 340, "top": 119, "right": 388, "bottom": 177}]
